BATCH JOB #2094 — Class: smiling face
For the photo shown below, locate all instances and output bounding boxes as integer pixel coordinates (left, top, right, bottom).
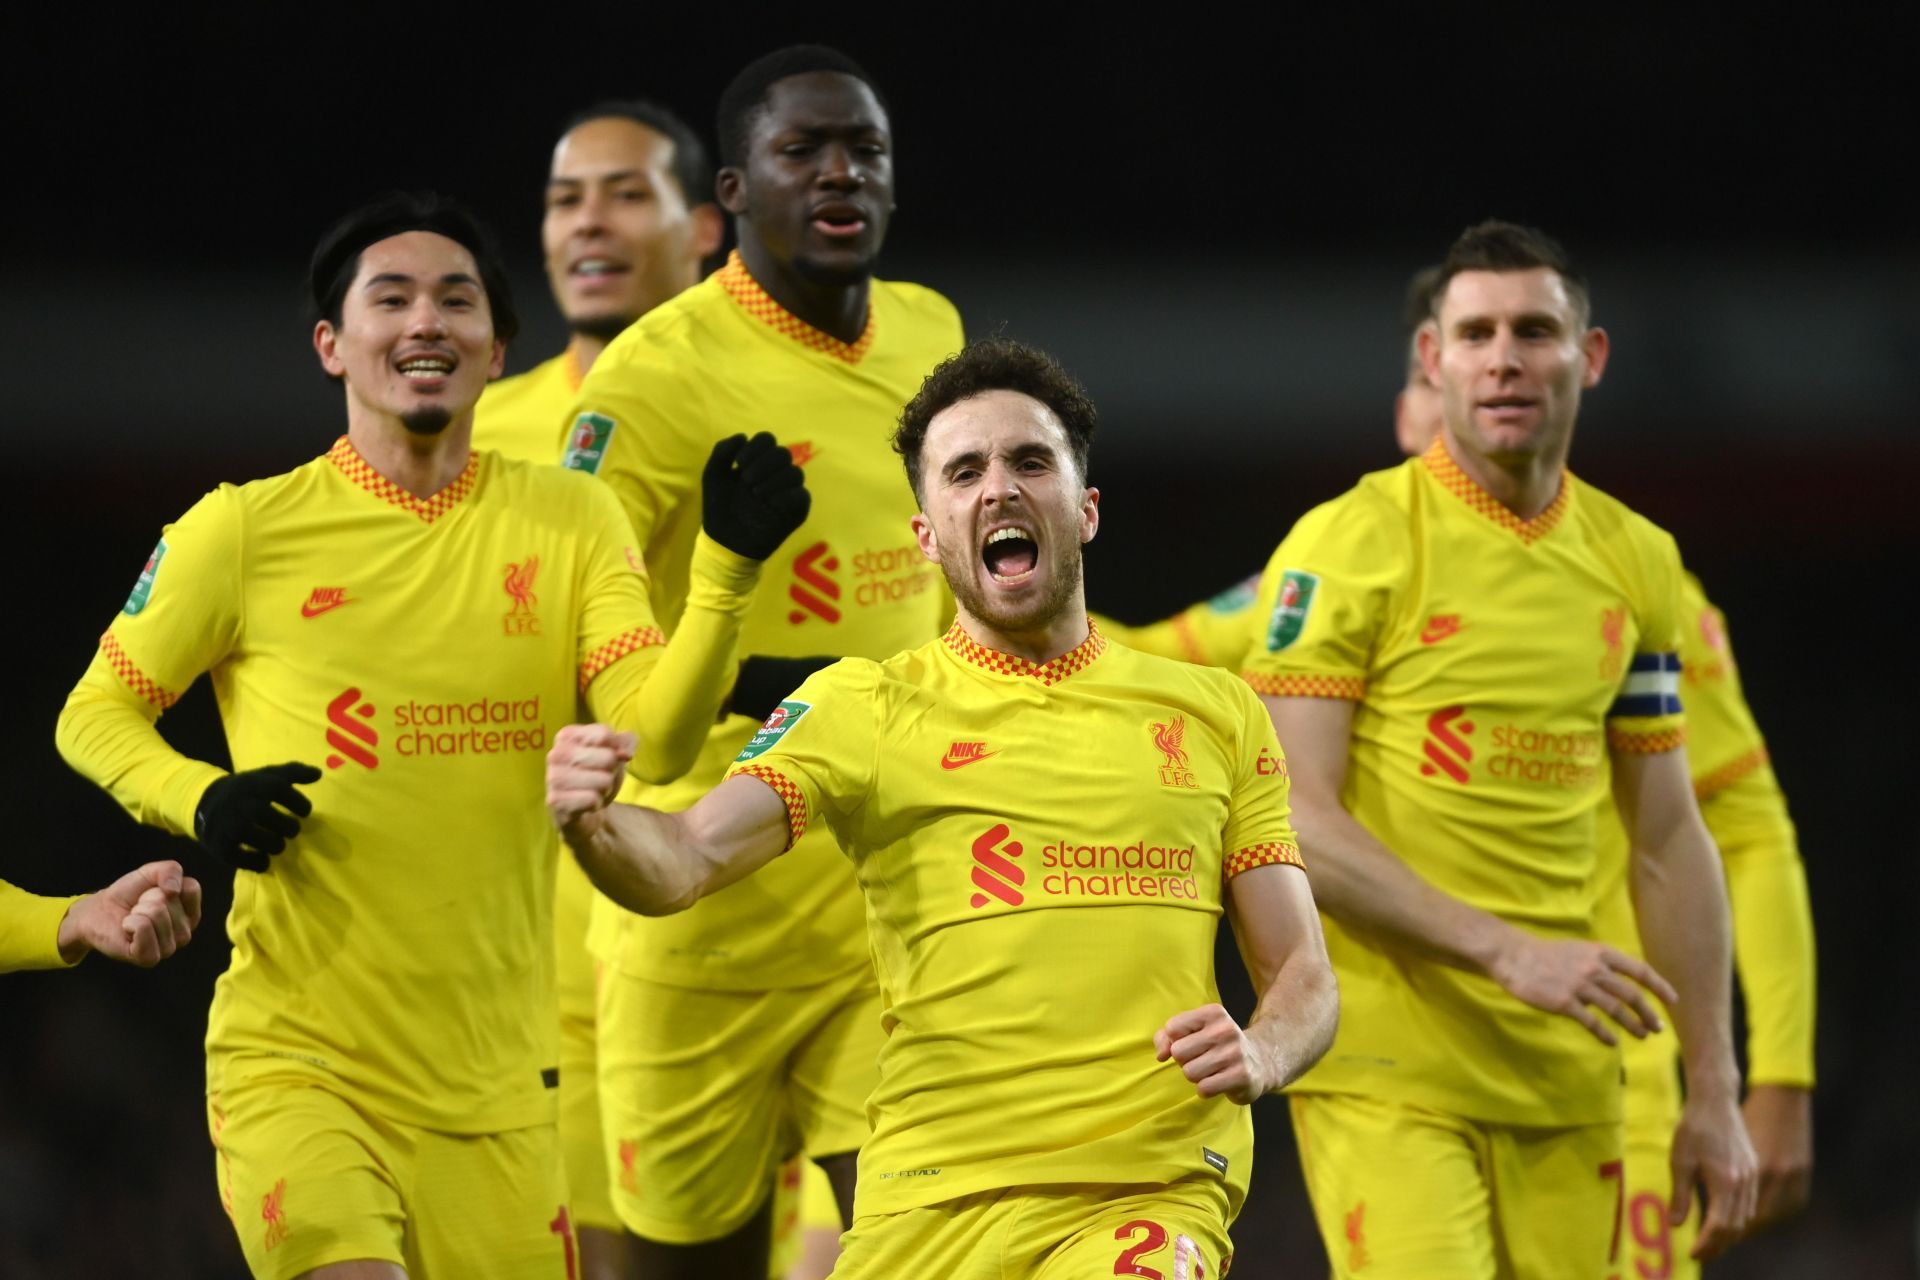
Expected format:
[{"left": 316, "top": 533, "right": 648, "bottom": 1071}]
[
  {"left": 313, "top": 230, "right": 504, "bottom": 434},
  {"left": 722, "top": 71, "right": 892, "bottom": 285},
  {"left": 911, "top": 389, "right": 1098, "bottom": 636},
  {"left": 1420, "top": 267, "right": 1608, "bottom": 467},
  {"left": 542, "top": 116, "right": 715, "bottom": 340}
]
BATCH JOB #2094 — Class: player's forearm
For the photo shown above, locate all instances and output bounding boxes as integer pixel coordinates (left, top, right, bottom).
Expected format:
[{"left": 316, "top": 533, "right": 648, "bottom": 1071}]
[
  {"left": 0, "top": 883, "right": 86, "bottom": 972},
  {"left": 602, "top": 534, "right": 763, "bottom": 785},
  {"left": 1720, "top": 818, "right": 1817, "bottom": 1086},
  {"left": 563, "top": 804, "right": 712, "bottom": 916},
  {"left": 55, "top": 658, "right": 225, "bottom": 836},
  {"left": 1245, "top": 944, "right": 1339, "bottom": 1090},
  {"left": 1291, "top": 791, "right": 1519, "bottom": 977},
  {"left": 1631, "top": 820, "right": 1741, "bottom": 1100}
]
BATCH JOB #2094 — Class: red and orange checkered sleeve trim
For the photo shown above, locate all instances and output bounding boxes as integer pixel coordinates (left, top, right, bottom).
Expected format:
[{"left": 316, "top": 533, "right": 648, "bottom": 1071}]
[
  {"left": 100, "top": 630, "right": 180, "bottom": 710},
  {"left": 716, "top": 252, "right": 877, "bottom": 364},
  {"left": 327, "top": 437, "right": 480, "bottom": 523},
  {"left": 1694, "top": 744, "right": 1769, "bottom": 799},
  {"left": 577, "top": 626, "right": 666, "bottom": 695},
  {"left": 1608, "top": 725, "right": 1687, "bottom": 755},
  {"left": 1421, "top": 439, "right": 1570, "bottom": 544},
  {"left": 729, "top": 764, "right": 809, "bottom": 850},
  {"left": 1225, "top": 842, "right": 1305, "bottom": 879},
  {"left": 1241, "top": 672, "right": 1366, "bottom": 700}
]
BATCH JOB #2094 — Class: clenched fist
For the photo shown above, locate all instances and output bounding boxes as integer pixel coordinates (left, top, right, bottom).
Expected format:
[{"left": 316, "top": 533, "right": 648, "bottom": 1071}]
[
  {"left": 700, "top": 432, "right": 811, "bottom": 561},
  {"left": 547, "top": 724, "right": 637, "bottom": 833}
]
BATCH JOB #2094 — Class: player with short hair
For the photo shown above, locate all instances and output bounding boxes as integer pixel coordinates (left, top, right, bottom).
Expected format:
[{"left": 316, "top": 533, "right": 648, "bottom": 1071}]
[
  {"left": 1250, "top": 221, "right": 1757, "bottom": 1277},
  {"left": 546, "top": 336, "right": 1338, "bottom": 1277},
  {"left": 470, "top": 98, "right": 729, "bottom": 1280},
  {"left": 561, "top": 44, "right": 964, "bottom": 1277},
  {"left": 2, "top": 861, "right": 201, "bottom": 971},
  {"left": 55, "top": 191, "right": 807, "bottom": 1280}
]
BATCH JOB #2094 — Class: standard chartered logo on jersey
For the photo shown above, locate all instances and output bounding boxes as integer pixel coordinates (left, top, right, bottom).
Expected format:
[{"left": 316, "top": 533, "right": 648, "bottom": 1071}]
[
  {"left": 967, "top": 822, "right": 1201, "bottom": 908},
  {"left": 786, "top": 539, "right": 939, "bottom": 625},
  {"left": 323, "top": 687, "right": 547, "bottom": 766}
]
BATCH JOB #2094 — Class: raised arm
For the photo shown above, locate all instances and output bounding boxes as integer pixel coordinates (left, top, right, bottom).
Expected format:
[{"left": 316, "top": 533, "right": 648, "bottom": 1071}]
[
  {"left": 584, "top": 433, "right": 809, "bottom": 784},
  {"left": 1266, "top": 694, "right": 1673, "bottom": 1044},
  {"left": 547, "top": 723, "right": 792, "bottom": 915},
  {"left": 1615, "top": 745, "right": 1758, "bottom": 1258}
]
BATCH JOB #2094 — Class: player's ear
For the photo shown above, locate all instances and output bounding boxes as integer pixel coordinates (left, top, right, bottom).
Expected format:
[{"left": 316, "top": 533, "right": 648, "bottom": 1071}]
[
  {"left": 313, "top": 320, "right": 346, "bottom": 378},
  {"left": 911, "top": 511, "right": 941, "bottom": 564},
  {"left": 489, "top": 338, "right": 507, "bottom": 382},
  {"left": 715, "top": 167, "right": 748, "bottom": 217},
  {"left": 1416, "top": 320, "right": 1442, "bottom": 387},
  {"left": 690, "top": 203, "right": 725, "bottom": 258},
  {"left": 1581, "top": 326, "right": 1610, "bottom": 388},
  {"left": 1080, "top": 487, "right": 1100, "bottom": 545}
]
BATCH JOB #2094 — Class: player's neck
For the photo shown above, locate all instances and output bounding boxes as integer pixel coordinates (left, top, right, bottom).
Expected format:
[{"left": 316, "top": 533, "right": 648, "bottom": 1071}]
[
  {"left": 346, "top": 413, "right": 475, "bottom": 501},
  {"left": 957, "top": 600, "right": 1091, "bottom": 668},
  {"left": 735, "top": 234, "right": 870, "bottom": 345},
  {"left": 1441, "top": 429, "right": 1566, "bottom": 521}
]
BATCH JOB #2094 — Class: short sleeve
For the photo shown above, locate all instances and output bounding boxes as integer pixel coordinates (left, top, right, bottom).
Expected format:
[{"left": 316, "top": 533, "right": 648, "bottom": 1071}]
[
  {"left": 1221, "top": 682, "right": 1305, "bottom": 879},
  {"left": 102, "top": 486, "right": 245, "bottom": 708},
  {"left": 1240, "top": 493, "right": 1405, "bottom": 700},
  {"left": 1605, "top": 527, "right": 1688, "bottom": 754},
  {"left": 724, "top": 660, "right": 882, "bottom": 852}
]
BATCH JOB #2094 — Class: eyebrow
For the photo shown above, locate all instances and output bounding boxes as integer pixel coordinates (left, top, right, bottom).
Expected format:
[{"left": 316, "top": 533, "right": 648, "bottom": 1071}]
[
  {"left": 938, "top": 440, "right": 1055, "bottom": 478},
  {"left": 1451, "top": 309, "right": 1565, "bottom": 331},
  {"left": 547, "top": 170, "right": 646, "bottom": 188},
  {"left": 363, "top": 272, "right": 481, "bottom": 290}
]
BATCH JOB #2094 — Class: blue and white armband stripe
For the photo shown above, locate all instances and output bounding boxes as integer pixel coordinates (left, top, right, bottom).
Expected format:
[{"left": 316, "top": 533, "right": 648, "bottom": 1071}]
[{"left": 1608, "top": 652, "right": 1682, "bottom": 718}]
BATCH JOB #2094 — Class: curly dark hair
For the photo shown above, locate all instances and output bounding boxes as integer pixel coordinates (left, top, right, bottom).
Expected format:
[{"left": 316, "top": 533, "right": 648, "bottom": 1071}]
[
  {"left": 1434, "top": 220, "right": 1590, "bottom": 325},
  {"left": 893, "top": 337, "right": 1097, "bottom": 502}
]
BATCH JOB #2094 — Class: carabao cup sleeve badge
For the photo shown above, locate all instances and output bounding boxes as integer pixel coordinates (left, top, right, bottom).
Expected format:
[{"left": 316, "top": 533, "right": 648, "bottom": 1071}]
[{"left": 1265, "top": 569, "right": 1319, "bottom": 651}]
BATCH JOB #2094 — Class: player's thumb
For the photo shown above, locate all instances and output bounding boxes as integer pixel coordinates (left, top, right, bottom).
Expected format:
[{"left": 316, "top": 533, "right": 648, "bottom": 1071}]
[
  {"left": 611, "top": 731, "right": 638, "bottom": 759},
  {"left": 1668, "top": 1149, "right": 1697, "bottom": 1226},
  {"left": 126, "top": 859, "right": 184, "bottom": 897}
]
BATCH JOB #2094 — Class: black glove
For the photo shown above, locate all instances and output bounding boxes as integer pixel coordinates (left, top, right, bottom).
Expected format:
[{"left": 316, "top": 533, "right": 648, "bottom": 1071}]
[
  {"left": 732, "top": 655, "right": 841, "bottom": 722},
  {"left": 701, "top": 432, "right": 811, "bottom": 561},
  {"left": 194, "top": 762, "right": 323, "bottom": 872}
]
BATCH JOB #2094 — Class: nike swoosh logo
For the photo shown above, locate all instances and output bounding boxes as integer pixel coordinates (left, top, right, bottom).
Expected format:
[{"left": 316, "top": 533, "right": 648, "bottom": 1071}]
[
  {"left": 302, "top": 599, "right": 353, "bottom": 618},
  {"left": 941, "top": 751, "right": 999, "bottom": 770},
  {"left": 1420, "top": 624, "right": 1460, "bottom": 645}
]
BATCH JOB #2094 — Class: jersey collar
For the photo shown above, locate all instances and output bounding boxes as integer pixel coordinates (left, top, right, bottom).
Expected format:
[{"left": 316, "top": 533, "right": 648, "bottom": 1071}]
[
  {"left": 715, "top": 250, "right": 877, "bottom": 365},
  {"left": 326, "top": 436, "right": 480, "bottom": 524},
  {"left": 941, "top": 619, "right": 1107, "bottom": 686},
  {"left": 1420, "top": 438, "right": 1571, "bottom": 545},
  {"left": 563, "top": 338, "right": 586, "bottom": 392}
]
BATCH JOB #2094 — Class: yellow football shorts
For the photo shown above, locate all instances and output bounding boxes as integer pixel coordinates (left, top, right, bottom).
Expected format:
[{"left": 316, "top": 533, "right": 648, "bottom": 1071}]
[
  {"left": 832, "top": 1178, "right": 1232, "bottom": 1279},
  {"left": 1290, "top": 1093, "right": 1623, "bottom": 1279},
  {"left": 596, "top": 965, "right": 878, "bottom": 1244},
  {"left": 1620, "top": 1054, "right": 1700, "bottom": 1280},
  {"left": 769, "top": 1155, "right": 846, "bottom": 1276},
  {"left": 208, "top": 1080, "right": 570, "bottom": 1280}
]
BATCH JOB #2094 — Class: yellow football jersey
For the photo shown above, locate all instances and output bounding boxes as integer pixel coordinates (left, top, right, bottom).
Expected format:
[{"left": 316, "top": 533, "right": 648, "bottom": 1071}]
[
  {"left": 55, "top": 438, "right": 748, "bottom": 1133},
  {"left": 472, "top": 342, "right": 584, "bottom": 466},
  {"left": 2, "top": 880, "right": 82, "bottom": 972},
  {"left": 570, "top": 250, "right": 964, "bottom": 990},
  {"left": 1244, "top": 439, "right": 1688, "bottom": 1128},
  {"left": 1597, "top": 572, "right": 1814, "bottom": 1111},
  {"left": 1096, "top": 572, "right": 1262, "bottom": 670},
  {"left": 725, "top": 624, "right": 1303, "bottom": 1217}
]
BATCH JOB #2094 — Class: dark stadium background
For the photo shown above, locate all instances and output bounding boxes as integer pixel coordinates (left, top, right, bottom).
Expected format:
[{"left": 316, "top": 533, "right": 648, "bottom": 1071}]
[{"left": 4, "top": 12, "right": 1915, "bottom": 1277}]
